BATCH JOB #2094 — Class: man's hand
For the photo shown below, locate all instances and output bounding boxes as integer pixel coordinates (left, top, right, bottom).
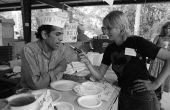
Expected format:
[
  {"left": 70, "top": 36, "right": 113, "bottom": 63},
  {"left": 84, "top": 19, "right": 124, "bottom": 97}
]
[{"left": 50, "top": 58, "right": 67, "bottom": 81}]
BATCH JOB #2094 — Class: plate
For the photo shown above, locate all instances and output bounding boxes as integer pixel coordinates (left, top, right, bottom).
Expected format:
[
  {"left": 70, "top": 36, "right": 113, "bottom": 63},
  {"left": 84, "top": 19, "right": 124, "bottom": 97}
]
[
  {"left": 77, "top": 95, "right": 102, "bottom": 108},
  {"left": 50, "top": 80, "right": 79, "bottom": 91},
  {"left": 31, "top": 89, "right": 62, "bottom": 101},
  {"left": 52, "top": 102, "right": 74, "bottom": 110},
  {"left": 0, "top": 65, "right": 10, "bottom": 71},
  {"left": 73, "top": 82, "right": 103, "bottom": 96}
]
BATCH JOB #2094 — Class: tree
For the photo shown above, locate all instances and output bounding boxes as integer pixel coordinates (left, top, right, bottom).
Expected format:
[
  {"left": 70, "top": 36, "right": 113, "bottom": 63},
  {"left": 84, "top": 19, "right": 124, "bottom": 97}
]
[
  {"left": 0, "top": 3, "right": 170, "bottom": 39},
  {"left": 140, "top": 3, "right": 170, "bottom": 39}
]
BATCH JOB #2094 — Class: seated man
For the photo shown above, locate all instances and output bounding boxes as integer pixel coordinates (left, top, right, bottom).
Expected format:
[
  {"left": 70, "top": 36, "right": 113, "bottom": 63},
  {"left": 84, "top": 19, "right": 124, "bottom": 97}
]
[{"left": 20, "top": 14, "right": 78, "bottom": 90}]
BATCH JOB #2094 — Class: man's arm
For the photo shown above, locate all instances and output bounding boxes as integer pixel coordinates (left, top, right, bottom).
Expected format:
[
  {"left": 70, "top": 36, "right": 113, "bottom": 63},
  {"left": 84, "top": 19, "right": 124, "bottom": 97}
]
[
  {"left": 78, "top": 52, "right": 109, "bottom": 80},
  {"left": 50, "top": 58, "right": 67, "bottom": 81},
  {"left": 21, "top": 47, "right": 51, "bottom": 89}
]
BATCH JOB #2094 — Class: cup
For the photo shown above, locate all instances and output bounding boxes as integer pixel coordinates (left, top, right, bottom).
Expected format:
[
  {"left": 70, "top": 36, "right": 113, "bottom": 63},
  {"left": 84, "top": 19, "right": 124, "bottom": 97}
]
[{"left": 6, "top": 93, "right": 39, "bottom": 110}]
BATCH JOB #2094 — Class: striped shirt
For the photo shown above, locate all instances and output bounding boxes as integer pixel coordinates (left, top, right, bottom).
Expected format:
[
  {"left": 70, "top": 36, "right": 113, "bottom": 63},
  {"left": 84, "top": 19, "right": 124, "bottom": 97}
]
[{"left": 20, "top": 40, "right": 77, "bottom": 89}]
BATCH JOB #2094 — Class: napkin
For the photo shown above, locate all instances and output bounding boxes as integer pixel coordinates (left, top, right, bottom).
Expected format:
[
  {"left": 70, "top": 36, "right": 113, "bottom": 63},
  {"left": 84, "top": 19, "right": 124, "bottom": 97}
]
[
  {"left": 95, "top": 82, "right": 116, "bottom": 102},
  {"left": 64, "top": 61, "right": 88, "bottom": 74},
  {"left": 37, "top": 90, "right": 53, "bottom": 110}
]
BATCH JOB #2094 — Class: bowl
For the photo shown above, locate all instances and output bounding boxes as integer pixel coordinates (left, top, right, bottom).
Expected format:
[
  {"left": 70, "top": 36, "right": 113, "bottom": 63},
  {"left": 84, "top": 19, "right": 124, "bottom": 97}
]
[{"left": 7, "top": 93, "right": 40, "bottom": 110}]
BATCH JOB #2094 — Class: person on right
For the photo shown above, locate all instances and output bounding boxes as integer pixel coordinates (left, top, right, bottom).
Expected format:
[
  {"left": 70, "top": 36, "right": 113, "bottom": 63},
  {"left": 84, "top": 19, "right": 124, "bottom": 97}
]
[
  {"left": 78, "top": 10, "right": 170, "bottom": 110},
  {"left": 99, "top": 26, "right": 109, "bottom": 39},
  {"left": 149, "top": 21, "right": 170, "bottom": 102}
]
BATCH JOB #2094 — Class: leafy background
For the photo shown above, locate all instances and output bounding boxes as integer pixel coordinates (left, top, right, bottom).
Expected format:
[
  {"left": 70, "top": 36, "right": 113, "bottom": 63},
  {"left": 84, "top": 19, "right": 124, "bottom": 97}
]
[{"left": 0, "top": 3, "right": 170, "bottom": 40}]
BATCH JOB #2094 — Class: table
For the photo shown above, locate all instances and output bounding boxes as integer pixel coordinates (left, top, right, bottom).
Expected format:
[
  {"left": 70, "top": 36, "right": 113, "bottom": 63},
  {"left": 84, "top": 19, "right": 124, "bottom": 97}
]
[
  {"left": 7, "top": 82, "right": 120, "bottom": 110},
  {"left": 59, "top": 85, "right": 120, "bottom": 110}
]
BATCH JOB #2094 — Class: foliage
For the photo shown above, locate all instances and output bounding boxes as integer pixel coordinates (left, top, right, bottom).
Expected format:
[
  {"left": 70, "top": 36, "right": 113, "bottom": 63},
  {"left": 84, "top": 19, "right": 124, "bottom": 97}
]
[
  {"left": 73, "top": 3, "right": 170, "bottom": 39},
  {"left": 0, "top": 3, "right": 170, "bottom": 39},
  {"left": 140, "top": 3, "right": 170, "bottom": 39}
]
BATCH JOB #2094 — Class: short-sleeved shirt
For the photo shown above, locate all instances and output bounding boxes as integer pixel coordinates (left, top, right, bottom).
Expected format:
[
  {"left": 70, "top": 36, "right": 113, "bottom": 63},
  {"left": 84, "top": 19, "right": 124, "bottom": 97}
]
[
  {"left": 102, "top": 36, "right": 160, "bottom": 88},
  {"left": 20, "top": 40, "right": 77, "bottom": 89}
]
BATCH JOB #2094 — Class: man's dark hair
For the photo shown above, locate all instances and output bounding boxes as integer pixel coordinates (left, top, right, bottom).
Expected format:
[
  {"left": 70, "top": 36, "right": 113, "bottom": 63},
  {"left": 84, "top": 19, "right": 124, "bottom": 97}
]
[{"left": 35, "top": 25, "right": 55, "bottom": 40}]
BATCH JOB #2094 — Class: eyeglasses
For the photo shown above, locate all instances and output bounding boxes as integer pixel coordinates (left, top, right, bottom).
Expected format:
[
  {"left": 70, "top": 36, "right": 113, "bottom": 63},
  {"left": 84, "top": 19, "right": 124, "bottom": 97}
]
[{"left": 102, "top": 26, "right": 118, "bottom": 31}]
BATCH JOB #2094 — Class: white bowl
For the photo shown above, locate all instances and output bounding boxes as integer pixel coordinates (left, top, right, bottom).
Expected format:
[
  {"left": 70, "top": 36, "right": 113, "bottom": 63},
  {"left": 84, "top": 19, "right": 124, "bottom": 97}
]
[
  {"left": 7, "top": 89, "right": 62, "bottom": 110},
  {"left": 7, "top": 93, "right": 40, "bottom": 110}
]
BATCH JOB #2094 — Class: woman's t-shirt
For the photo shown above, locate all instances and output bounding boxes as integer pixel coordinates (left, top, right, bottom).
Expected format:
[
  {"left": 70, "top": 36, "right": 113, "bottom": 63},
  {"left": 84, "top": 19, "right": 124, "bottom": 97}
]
[{"left": 102, "top": 36, "right": 160, "bottom": 88}]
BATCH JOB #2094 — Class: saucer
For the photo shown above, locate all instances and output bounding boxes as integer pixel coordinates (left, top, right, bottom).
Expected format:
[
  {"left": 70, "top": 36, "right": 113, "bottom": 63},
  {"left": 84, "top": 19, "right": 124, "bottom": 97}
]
[{"left": 77, "top": 95, "right": 102, "bottom": 108}]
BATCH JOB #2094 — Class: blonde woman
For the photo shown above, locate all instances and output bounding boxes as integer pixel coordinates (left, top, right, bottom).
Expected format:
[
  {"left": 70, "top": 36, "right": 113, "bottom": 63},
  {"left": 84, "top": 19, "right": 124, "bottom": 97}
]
[{"left": 78, "top": 10, "right": 170, "bottom": 110}]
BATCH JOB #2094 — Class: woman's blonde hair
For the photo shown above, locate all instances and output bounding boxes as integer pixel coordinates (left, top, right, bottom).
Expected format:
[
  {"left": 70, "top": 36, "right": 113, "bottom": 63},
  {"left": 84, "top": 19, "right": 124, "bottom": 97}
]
[{"left": 103, "top": 10, "right": 131, "bottom": 41}]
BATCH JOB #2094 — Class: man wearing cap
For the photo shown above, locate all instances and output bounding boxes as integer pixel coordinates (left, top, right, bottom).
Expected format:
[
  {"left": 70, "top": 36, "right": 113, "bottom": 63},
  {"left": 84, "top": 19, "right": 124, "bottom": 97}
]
[{"left": 20, "top": 12, "right": 78, "bottom": 89}]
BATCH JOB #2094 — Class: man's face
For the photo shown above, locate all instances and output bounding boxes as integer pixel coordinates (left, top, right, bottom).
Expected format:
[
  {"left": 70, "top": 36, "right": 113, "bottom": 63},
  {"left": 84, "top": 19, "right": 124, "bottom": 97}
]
[{"left": 45, "top": 26, "right": 63, "bottom": 50}]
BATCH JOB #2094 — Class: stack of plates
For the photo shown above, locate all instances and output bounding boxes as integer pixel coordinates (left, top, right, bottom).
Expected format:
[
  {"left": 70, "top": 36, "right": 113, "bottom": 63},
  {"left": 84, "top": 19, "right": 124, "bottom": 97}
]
[{"left": 74, "top": 81, "right": 103, "bottom": 108}]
